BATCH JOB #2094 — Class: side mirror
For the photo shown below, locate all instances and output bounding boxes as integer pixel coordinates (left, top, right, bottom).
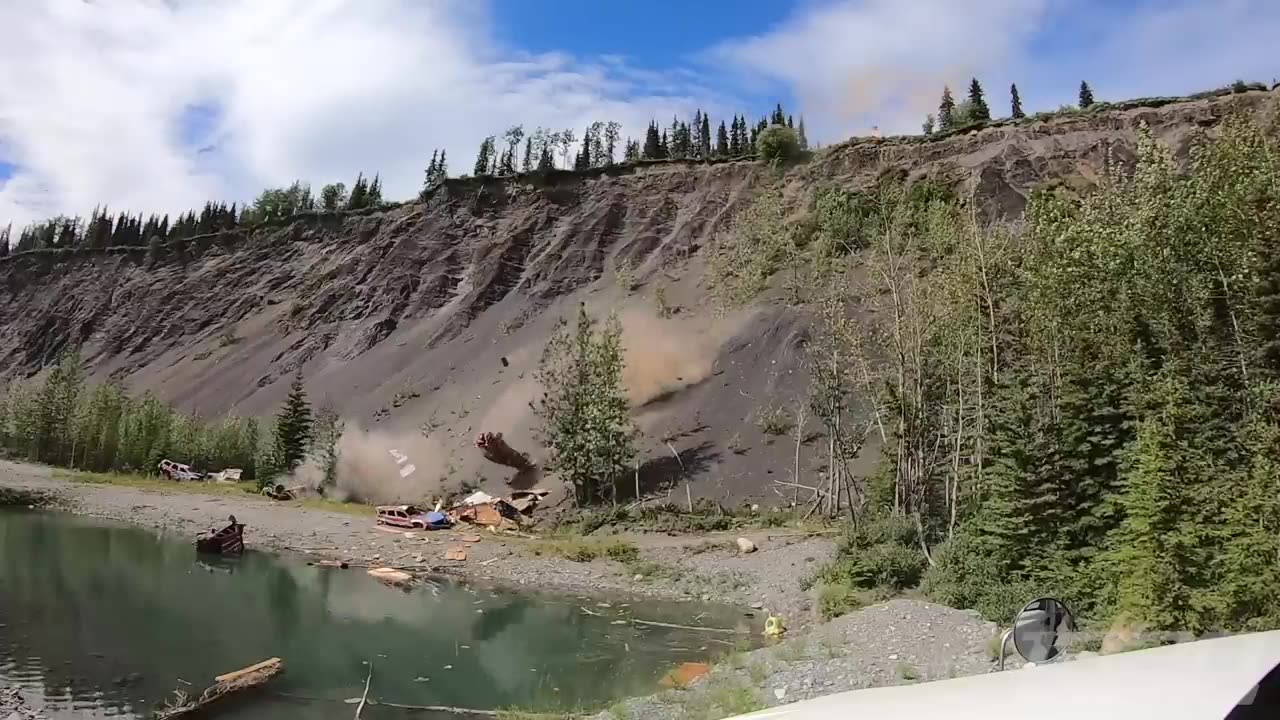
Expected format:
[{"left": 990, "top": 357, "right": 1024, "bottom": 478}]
[{"left": 998, "top": 597, "right": 1077, "bottom": 669}]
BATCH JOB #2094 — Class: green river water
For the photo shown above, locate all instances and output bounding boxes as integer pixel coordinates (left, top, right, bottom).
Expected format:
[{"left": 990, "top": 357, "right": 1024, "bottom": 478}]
[{"left": 0, "top": 509, "right": 759, "bottom": 719}]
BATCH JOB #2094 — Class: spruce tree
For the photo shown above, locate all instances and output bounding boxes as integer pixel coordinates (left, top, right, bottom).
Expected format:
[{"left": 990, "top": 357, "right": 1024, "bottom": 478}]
[
  {"left": 521, "top": 137, "right": 534, "bottom": 172},
  {"left": 366, "top": 174, "right": 383, "bottom": 207},
  {"left": 643, "top": 121, "right": 661, "bottom": 159},
  {"left": 691, "top": 110, "right": 703, "bottom": 159},
  {"left": 1011, "top": 83, "right": 1025, "bottom": 119},
  {"left": 967, "top": 78, "right": 990, "bottom": 122},
  {"left": 1079, "top": 81, "right": 1094, "bottom": 108},
  {"left": 473, "top": 136, "right": 493, "bottom": 176},
  {"left": 715, "top": 120, "right": 729, "bottom": 157},
  {"left": 347, "top": 173, "right": 368, "bottom": 209},
  {"left": 797, "top": 117, "right": 809, "bottom": 150},
  {"left": 273, "top": 372, "right": 313, "bottom": 475},
  {"left": 700, "top": 113, "right": 712, "bottom": 159},
  {"left": 771, "top": 103, "right": 785, "bottom": 125},
  {"left": 938, "top": 86, "right": 956, "bottom": 130}
]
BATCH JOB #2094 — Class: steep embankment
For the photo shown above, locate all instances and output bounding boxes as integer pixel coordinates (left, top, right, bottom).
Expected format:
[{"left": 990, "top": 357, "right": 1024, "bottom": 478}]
[{"left": 2, "top": 88, "right": 1276, "bottom": 505}]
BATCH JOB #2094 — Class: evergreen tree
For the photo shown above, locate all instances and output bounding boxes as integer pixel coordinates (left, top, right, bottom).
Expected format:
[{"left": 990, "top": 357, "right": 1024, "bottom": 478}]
[
  {"left": 347, "top": 173, "right": 369, "bottom": 210},
  {"left": 715, "top": 120, "right": 729, "bottom": 157},
  {"left": 366, "top": 174, "right": 382, "bottom": 207},
  {"left": 1079, "top": 80, "right": 1095, "bottom": 108},
  {"left": 700, "top": 112, "right": 712, "bottom": 159},
  {"left": 691, "top": 110, "right": 703, "bottom": 159},
  {"left": 797, "top": 117, "right": 809, "bottom": 151},
  {"left": 967, "top": 78, "right": 990, "bottom": 122},
  {"left": 502, "top": 125, "right": 524, "bottom": 174},
  {"left": 1011, "top": 83, "right": 1025, "bottom": 119},
  {"left": 642, "top": 120, "right": 662, "bottom": 159},
  {"left": 473, "top": 136, "right": 495, "bottom": 176},
  {"left": 938, "top": 86, "right": 956, "bottom": 130},
  {"left": 273, "top": 372, "right": 313, "bottom": 476},
  {"left": 771, "top": 103, "right": 785, "bottom": 125},
  {"left": 659, "top": 129, "right": 670, "bottom": 159},
  {"left": 522, "top": 136, "right": 534, "bottom": 172}
]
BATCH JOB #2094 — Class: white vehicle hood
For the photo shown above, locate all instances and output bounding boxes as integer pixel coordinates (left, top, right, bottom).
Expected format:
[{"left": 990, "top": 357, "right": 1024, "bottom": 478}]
[{"left": 733, "top": 629, "right": 1280, "bottom": 720}]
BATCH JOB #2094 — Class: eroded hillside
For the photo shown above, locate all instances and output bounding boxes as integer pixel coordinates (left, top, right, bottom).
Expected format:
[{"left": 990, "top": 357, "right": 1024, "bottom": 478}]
[{"left": 2, "top": 88, "right": 1276, "bottom": 504}]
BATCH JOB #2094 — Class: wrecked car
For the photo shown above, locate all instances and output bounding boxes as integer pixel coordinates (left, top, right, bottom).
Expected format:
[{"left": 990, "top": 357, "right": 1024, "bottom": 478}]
[{"left": 375, "top": 504, "right": 451, "bottom": 530}]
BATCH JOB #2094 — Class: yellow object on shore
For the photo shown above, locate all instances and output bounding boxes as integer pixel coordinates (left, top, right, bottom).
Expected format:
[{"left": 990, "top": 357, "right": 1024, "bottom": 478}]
[{"left": 764, "top": 614, "right": 786, "bottom": 638}]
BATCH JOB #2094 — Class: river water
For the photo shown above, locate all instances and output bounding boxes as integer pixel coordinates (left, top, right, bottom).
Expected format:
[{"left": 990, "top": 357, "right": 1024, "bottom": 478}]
[{"left": 0, "top": 509, "right": 757, "bottom": 719}]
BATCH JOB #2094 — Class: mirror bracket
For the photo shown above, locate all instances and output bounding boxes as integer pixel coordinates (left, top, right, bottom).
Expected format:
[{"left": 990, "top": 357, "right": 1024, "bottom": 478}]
[{"left": 997, "top": 628, "right": 1014, "bottom": 671}]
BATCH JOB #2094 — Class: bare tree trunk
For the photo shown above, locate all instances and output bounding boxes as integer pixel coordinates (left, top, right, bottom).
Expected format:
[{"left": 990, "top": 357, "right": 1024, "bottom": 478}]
[
  {"left": 914, "top": 511, "right": 936, "bottom": 567},
  {"left": 793, "top": 404, "right": 807, "bottom": 507},
  {"left": 1216, "top": 262, "right": 1250, "bottom": 385}
]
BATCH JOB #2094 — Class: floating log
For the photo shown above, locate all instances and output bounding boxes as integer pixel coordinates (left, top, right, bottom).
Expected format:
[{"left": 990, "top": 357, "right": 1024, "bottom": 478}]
[{"left": 154, "top": 657, "right": 282, "bottom": 719}]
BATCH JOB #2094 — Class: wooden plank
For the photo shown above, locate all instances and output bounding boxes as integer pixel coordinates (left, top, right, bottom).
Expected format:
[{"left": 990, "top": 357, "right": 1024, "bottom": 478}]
[{"left": 215, "top": 657, "right": 281, "bottom": 684}]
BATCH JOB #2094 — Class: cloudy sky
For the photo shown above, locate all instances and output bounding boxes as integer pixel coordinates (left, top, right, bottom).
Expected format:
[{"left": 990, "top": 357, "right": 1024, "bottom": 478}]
[{"left": 0, "top": 0, "right": 1276, "bottom": 230}]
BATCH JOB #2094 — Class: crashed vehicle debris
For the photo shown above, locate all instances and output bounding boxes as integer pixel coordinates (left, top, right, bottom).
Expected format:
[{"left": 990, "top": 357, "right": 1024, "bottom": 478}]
[
  {"left": 159, "top": 459, "right": 206, "bottom": 481},
  {"left": 376, "top": 504, "right": 452, "bottom": 530},
  {"left": 474, "top": 432, "right": 535, "bottom": 472}
]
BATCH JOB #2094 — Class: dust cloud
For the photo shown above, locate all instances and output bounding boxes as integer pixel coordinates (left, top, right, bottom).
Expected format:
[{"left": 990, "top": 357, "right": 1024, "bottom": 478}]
[
  {"left": 287, "top": 305, "right": 748, "bottom": 504},
  {"left": 618, "top": 308, "right": 723, "bottom": 407},
  {"left": 292, "top": 424, "right": 455, "bottom": 505},
  {"left": 823, "top": 63, "right": 978, "bottom": 137}
]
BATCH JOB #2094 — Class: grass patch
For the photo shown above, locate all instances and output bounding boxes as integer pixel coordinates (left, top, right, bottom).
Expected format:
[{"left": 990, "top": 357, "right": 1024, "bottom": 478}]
[
  {"left": 541, "top": 536, "right": 639, "bottom": 564},
  {"left": 563, "top": 500, "right": 827, "bottom": 536},
  {"left": 896, "top": 661, "right": 920, "bottom": 681},
  {"left": 298, "top": 496, "right": 375, "bottom": 517},
  {"left": 688, "top": 539, "right": 734, "bottom": 555},
  {"left": 678, "top": 677, "right": 765, "bottom": 720},
  {"left": 624, "top": 559, "right": 683, "bottom": 581},
  {"left": 754, "top": 404, "right": 793, "bottom": 436},
  {"left": 56, "top": 469, "right": 258, "bottom": 497},
  {"left": 747, "top": 662, "right": 769, "bottom": 685}
]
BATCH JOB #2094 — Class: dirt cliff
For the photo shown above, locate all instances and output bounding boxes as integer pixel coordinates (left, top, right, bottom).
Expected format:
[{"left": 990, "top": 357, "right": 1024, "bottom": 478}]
[{"left": 2, "top": 88, "right": 1276, "bottom": 504}]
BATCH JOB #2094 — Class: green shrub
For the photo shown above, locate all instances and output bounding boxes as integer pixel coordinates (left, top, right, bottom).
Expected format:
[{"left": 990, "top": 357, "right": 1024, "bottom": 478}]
[
  {"left": 755, "top": 125, "right": 801, "bottom": 163},
  {"left": 817, "top": 583, "right": 862, "bottom": 620},
  {"left": 815, "top": 514, "right": 927, "bottom": 592}
]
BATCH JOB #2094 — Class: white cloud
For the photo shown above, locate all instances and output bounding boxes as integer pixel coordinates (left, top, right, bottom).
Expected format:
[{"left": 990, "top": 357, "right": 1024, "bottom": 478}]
[
  {"left": 708, "top": 0, "right": 1279, "bottom": 141},
  {"left": 708, "top": 0, "right": 1051, "bottom": 140},
  {"left": 4, "top": 1, "right": 1277, "bottom": 230},
  {"left": 0, "top": 0, "right": 729, "bottom": 228}
]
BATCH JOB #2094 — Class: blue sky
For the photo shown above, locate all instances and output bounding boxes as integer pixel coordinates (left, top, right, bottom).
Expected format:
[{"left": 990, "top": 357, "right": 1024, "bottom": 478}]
[{"left": 1, "top": 0, "right": 1277, "bottom": 228}]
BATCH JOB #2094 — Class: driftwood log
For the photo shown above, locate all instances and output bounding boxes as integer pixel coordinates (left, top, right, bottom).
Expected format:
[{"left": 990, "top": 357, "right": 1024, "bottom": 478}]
[{"left": 154, "top": 657, "right": 282, "bottom": 719}]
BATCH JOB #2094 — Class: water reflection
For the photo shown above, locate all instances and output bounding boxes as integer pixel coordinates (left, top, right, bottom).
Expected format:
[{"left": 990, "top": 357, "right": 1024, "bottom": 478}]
[{"left": 0, "top": 510, "right": 758, "bottom": 719}]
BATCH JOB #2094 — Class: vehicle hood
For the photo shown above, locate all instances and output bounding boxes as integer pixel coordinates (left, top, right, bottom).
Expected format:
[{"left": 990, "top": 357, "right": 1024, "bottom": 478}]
[{"left": 731, "top": 629, "right": 1280, "bottom": 720}]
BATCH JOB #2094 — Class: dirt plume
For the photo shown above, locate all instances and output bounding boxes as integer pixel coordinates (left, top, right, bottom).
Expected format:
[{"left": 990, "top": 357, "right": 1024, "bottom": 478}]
[
  {"left": 324, "top": 424, "right": 450, "bottom": 504},
  {"left": 618, "top": 306, "right": 748, "bottom": 408}
]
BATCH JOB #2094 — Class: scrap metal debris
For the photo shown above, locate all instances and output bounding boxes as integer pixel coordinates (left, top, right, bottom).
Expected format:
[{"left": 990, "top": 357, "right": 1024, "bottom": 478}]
[{"left": 474, "top": 432, "right": 534, "bottom": 471}]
